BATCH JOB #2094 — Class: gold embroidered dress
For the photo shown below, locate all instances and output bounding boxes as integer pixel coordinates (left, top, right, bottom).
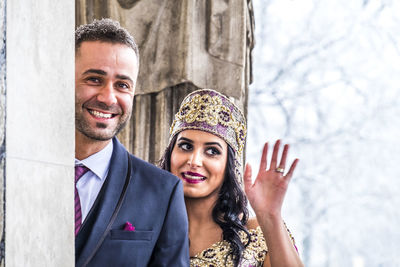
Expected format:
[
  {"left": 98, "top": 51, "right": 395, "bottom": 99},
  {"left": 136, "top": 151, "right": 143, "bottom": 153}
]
[{"left": 190, "top": 226, "right": 268, "bottom": 267}]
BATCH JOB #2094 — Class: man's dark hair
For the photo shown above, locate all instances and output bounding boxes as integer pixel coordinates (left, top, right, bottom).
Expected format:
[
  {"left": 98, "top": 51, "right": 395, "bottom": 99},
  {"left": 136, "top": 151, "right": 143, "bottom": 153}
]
[{"left": 75, "top": 18, "right": 139, "bottom": 60}]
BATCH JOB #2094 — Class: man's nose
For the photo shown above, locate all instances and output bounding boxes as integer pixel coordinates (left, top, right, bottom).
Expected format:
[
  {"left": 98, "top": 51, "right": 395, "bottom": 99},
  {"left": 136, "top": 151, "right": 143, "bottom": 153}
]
[
  {"left": 187, "top": 150, "right": 203, "bottom": 167},
  {"left": 97, "top": 82, "right": 118, "bottom": 106}
]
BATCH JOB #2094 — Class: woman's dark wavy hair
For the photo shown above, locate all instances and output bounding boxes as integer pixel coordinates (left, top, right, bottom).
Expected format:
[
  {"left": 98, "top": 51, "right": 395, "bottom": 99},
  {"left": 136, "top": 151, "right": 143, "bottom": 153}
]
[{"left": 159, "top": 134, "right": 251, "bottom": 266}]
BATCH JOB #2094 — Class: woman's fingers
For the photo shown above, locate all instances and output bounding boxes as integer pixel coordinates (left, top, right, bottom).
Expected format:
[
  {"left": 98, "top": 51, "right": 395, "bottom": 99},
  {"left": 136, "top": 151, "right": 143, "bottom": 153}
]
[
  {"left": 259, "top": 142, "right": 269, "bottom": 172},
  {"left": 255, "top": 140, "right": 296, "bottom": 179},
  {"left": 270, "top": 140, "right": 281, "bottom": 170},
  {"left": 276, "top": 144, "right": 289, "bottom": 174},
  {"left": 243, "top": 163, "right": 253, "bottom": 192},
  {"left": 285, "top": 158, "right": 299, "bottom": 180}
]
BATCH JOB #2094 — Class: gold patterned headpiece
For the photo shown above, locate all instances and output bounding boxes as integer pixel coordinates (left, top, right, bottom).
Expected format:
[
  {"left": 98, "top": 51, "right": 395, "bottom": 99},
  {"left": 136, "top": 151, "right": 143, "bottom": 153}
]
[{"left": 169, "top": 89, "right": 247, "bottom": 182}]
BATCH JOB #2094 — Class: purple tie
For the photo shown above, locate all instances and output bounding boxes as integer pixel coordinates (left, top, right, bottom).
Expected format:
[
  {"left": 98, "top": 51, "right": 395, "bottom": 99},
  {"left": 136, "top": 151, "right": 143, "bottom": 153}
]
[{"left": 75, "top": 165, "right": 89, "bottom": 235}]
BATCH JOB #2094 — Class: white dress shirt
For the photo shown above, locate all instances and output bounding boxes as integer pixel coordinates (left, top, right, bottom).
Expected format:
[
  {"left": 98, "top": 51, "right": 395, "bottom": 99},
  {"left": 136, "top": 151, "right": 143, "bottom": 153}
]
[{"left": 75, "top": 141, "right": 113, "bottom": 222}]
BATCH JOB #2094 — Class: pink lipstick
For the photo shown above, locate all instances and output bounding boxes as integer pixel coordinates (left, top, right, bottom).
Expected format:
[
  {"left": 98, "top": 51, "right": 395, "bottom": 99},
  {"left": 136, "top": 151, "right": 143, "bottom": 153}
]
[{"left": 181, "top": 171, "right": 206, "bottom": 184}]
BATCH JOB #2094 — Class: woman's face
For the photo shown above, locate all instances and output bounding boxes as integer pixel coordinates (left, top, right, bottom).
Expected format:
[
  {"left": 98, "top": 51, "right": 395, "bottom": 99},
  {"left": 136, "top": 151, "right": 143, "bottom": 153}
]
[{"left": 170, "top": 129, "right": 228, "bottom": 199}]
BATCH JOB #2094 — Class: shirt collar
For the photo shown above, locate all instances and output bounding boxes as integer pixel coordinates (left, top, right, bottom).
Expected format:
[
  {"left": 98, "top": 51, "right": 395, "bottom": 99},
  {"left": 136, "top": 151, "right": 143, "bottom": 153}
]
[{"left": 75, "top": 140, "right": 114, "bottom": 180}]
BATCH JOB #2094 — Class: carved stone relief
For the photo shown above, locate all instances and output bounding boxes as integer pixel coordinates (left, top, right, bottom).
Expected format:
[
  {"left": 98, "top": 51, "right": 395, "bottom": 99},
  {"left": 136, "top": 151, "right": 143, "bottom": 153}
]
[{"left": 76, "top": 0, "right": 254, "bottom": 162}]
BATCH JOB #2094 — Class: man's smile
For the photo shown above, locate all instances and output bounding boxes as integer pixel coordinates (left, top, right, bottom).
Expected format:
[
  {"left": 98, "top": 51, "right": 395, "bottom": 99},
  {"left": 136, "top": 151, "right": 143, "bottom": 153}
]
[{"left": 88, "top": 109, "right": 116, "bottom": 119}]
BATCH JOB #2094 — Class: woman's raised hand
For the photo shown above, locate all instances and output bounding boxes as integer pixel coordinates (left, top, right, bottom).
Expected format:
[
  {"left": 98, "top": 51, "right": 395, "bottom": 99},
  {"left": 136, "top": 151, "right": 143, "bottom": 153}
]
[{"left": 244, "top": 140, "right": 299, "bottom": 219}]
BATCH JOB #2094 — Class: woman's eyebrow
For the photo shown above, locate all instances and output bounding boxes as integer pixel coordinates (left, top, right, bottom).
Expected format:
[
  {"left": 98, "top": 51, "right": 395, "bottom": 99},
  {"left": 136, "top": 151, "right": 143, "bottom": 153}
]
[
  {"left": 205, "top": 142, "right": 223, "bottom": 149},
  {"left": 177, "top": 137, "right": 193, "bottom": 143}
]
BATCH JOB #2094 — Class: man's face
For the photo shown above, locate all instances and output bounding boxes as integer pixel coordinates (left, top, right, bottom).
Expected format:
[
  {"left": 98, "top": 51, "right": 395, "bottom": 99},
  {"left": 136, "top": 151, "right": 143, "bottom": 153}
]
[{"left": 75, "top": 41, "right": 138, "bottom": 141}]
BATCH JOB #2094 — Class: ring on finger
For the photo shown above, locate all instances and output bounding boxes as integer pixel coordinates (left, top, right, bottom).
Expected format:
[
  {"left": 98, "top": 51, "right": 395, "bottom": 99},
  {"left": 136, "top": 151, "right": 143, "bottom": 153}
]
[{"left": 275, "top": 167, "right": 285, "bottom": 174}]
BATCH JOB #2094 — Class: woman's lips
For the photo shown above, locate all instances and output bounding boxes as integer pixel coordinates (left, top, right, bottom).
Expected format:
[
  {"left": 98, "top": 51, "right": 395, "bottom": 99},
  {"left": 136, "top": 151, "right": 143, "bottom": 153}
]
[{"left": 181, "top": 171, "right": 206, "bottom": 184}]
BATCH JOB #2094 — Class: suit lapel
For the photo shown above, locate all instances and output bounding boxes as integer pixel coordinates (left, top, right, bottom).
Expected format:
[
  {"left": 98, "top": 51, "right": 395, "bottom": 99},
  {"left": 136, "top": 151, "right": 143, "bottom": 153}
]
[{"left": 76, "top": 138, "right": 130, "bottom": 266}]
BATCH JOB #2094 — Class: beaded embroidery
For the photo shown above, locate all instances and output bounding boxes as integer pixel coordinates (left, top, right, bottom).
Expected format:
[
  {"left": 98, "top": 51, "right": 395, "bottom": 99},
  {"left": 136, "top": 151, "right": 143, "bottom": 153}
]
[
  {"left": 190, "top": 227, "right": 268, "bottom": 267},
  {"left": 170, "top": 89, "right": 247, "bottom": 183}
]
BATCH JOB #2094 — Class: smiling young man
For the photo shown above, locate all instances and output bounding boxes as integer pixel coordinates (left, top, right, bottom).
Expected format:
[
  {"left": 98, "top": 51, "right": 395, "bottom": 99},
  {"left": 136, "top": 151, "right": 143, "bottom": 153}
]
[{"left": 74, "top": 19, "right": 189, "bottom": 267}]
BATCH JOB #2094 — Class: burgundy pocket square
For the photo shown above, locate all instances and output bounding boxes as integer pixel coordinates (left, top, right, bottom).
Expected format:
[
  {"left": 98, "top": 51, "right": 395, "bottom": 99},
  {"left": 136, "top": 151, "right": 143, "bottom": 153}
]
[{"left": 123, "top": 221, "right": 135, "bottom": 232}]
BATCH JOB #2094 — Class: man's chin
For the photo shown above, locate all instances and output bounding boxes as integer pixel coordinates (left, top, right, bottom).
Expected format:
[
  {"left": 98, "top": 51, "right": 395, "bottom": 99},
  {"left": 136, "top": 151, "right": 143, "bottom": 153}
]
[
  {"left": 77, "top": 127, "right": 118, "bottom": 142},
  {"left": 76, "top": 117, "right": 128, "bottom": 142},
  {"left": 84, "top": 131, "right": 115, "bottom": 141}
]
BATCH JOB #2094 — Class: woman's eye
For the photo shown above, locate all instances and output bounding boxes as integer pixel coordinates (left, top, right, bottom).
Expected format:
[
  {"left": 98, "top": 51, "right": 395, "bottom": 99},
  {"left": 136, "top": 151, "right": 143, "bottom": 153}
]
[
  {"left": 178, "top": 143, "right": 192, "bottom": 151},
  {"left": 206, "top": 147, "right": 221, "bottom": 156}
]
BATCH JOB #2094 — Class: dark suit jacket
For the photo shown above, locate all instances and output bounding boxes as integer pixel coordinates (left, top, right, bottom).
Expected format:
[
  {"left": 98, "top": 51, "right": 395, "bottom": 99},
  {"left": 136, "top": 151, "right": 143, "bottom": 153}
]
[{"left": 76, "top": 138, "right": 189, "bottom": 267}]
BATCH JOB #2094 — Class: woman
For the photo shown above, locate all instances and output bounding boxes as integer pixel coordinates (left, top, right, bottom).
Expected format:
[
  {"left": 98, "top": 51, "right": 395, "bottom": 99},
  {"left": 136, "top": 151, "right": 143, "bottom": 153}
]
[{"left": 160, "top": 89, "right": 303, "bottom": 267}]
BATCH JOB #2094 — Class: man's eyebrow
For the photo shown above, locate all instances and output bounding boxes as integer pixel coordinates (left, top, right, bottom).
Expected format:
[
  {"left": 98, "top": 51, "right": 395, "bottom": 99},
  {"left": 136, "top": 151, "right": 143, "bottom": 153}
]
[
  {"left": 82, "top": 69, "right": 107, "bottom": 76},
  {"left": 82, "top": 70, "right": 134, "bottom": 85},
  {"left": 116, "top": 74, "right": 134, "bottom": 84}
]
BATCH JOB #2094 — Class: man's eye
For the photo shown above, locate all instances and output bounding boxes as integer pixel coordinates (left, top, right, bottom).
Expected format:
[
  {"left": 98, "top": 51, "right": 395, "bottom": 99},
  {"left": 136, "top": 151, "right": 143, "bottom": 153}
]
[
  {"left": 86, "top": 77, "right": 101, "bottom": 84},
  {"left": 117, "top": 82, "right": 129, "bottom": 89}
]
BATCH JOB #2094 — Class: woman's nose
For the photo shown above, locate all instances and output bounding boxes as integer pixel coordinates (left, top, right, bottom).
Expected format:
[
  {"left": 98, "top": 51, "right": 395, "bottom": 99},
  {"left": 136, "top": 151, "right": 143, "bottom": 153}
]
[{"left": 187, "top": 150, "right": 202, "bottom": 167}]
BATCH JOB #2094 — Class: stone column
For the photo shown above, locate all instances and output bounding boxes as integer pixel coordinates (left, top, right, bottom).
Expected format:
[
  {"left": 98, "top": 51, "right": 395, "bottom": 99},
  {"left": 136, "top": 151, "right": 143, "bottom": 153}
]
[
  {"left": 0, "top": 0, "right": 5, "bottom": 265},
  {"left": 4, "top": 0, "right": 75, "bottom": 266}
]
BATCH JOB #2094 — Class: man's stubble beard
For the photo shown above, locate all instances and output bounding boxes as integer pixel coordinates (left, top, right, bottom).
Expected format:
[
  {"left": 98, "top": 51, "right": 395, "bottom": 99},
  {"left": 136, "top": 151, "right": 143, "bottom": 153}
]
[{"left": 75, "top": 108, "right": 132, "bottom": 141}]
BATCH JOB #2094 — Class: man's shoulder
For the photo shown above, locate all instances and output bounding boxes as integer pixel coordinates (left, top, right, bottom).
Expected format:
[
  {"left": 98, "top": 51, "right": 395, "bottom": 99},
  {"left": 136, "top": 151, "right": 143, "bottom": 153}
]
[
  {"left": 128, "top": 153, "right": 180, "bottom": 183},
  {"left": 112, "top": 138, "right": 179, "bottom": 185}
]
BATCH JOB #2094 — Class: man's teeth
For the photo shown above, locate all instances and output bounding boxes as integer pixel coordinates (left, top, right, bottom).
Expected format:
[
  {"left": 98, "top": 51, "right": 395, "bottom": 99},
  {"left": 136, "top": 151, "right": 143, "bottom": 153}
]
[
  {"left": 89, "top": 110, "right": 112, "bottom": 119},
  {"left": 184, "top": 174, "right": 205, "bottom": 180}
]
